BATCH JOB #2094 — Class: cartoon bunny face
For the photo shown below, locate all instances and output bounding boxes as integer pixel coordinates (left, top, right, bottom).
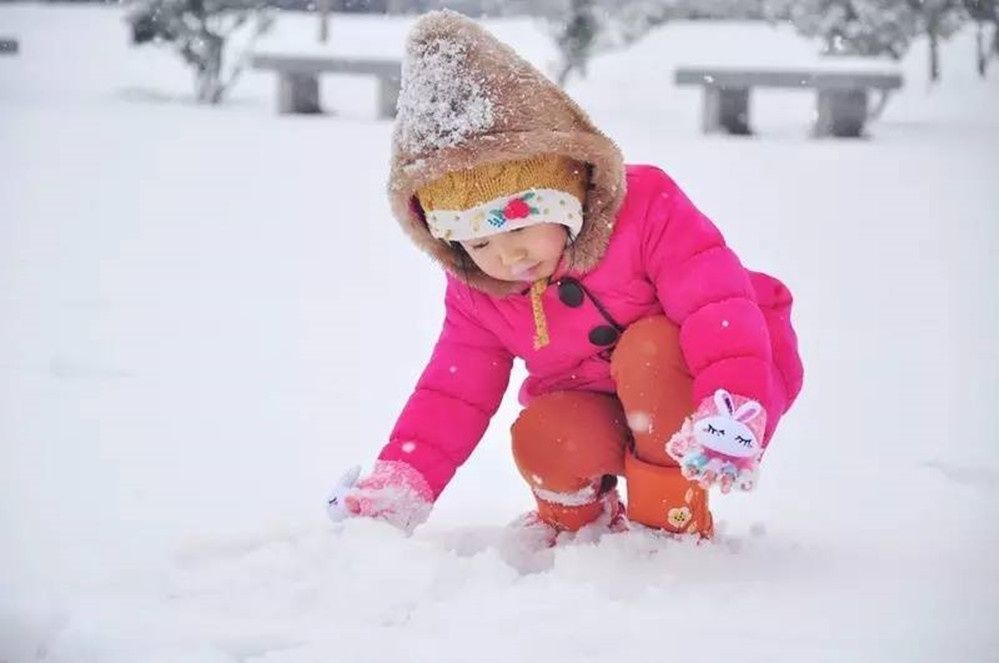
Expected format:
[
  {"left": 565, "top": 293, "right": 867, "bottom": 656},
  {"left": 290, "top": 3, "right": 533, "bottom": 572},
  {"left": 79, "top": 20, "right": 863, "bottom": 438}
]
[{"left": 692, "top": 390, "right": 763, "bottom": 459}]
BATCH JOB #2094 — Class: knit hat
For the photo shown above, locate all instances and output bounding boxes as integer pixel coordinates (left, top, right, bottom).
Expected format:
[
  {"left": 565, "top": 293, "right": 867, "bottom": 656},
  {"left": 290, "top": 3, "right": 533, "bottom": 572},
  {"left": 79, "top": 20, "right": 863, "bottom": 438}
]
[
  {"left": 416, "top": 154, "right": 588, "bottom": 243},
  {"left": 388, "top": 10, "right": 626, "bottom": 297}
]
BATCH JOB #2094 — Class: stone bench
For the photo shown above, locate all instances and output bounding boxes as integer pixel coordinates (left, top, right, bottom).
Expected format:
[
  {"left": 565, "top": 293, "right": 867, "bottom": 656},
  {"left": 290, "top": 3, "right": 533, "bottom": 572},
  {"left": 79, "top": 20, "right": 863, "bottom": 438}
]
[
  {"left": 674, "top": 67, "right": 903, "bottom": 138},
  {"left": 251, "top": 54, "right": 401, "bottom": 119},
  {"left": 0, "top": 37, "right": 18, "bottom": 55}
]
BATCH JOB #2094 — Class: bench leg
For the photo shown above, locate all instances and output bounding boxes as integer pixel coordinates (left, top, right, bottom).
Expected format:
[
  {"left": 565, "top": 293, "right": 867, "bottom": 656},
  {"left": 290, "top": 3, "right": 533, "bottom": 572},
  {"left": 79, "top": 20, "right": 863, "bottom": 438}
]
[
  {"left": 814, "top": 89, "right": 868, "bottom": 138},
  {"left": 703, "top": 87, "right": 751, "bottom": 135},
  {"left": 278, "top": 73, "right": 321, "bottom": 114},
  {"left": 377, "top": 77, "right": 400, "bottom": 120}
]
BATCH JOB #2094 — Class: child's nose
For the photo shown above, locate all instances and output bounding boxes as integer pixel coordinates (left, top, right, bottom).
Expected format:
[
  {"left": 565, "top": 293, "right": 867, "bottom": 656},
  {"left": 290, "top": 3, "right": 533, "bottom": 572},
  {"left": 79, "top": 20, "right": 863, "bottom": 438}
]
[{"left": 498, "top": 243, "right": 528, "bottom": 266}]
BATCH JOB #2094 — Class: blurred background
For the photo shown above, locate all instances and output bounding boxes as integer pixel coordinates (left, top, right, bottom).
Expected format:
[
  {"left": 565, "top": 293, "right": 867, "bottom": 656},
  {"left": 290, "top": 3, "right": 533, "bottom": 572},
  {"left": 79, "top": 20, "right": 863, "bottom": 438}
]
[{"left": 1, "top": 1, "right": 997, "bottom": 661}]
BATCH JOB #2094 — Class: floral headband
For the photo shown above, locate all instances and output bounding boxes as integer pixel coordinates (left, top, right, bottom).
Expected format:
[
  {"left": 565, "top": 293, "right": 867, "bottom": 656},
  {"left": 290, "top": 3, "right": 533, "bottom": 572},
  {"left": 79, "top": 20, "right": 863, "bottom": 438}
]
[{"left": 425, "top": 188, "right": 583, "bottom": 243}]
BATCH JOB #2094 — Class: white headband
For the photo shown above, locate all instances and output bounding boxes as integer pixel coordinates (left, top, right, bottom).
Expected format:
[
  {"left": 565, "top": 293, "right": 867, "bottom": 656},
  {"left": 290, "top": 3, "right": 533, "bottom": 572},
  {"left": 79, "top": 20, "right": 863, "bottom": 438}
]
[{"left": 426, "top": 188, "right": 583, "bottom": 242}]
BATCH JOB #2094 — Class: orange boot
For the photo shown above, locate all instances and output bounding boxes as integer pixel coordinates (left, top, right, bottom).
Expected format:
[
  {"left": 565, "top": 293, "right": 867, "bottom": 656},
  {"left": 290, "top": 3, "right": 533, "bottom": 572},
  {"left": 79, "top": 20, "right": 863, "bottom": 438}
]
[
  {"left": 505, "top": 486, "right": 627, "bottom": 553},
  {"left": 510, "top": 391, "right": 630, "bottom": 535},
  {"left": 611, "top": 316, "right": 714, "bottom": 537},
  {"left": 625, "top": 453, "right": 713, "bottom": 536}
]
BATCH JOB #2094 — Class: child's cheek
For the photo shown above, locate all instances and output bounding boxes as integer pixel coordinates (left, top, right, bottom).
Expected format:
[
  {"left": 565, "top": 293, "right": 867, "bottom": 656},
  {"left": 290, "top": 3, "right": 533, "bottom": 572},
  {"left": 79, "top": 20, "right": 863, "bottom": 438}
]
[{"left": 550, "top": 235, "right": 568, "bottom": 261}]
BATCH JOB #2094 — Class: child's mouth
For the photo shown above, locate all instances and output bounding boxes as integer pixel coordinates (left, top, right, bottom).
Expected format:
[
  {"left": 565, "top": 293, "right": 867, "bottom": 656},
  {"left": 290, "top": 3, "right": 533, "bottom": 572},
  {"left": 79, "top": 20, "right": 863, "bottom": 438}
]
[{"left": 511, "top": 261, "right": 540, "bottom": 281}]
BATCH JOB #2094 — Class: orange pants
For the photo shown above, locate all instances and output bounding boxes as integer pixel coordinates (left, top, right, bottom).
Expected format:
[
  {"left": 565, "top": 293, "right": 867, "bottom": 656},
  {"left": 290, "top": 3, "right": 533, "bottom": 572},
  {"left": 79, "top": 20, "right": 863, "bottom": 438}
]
[{"left": 511, "top": 316, "right": 712, "bottom": 535}]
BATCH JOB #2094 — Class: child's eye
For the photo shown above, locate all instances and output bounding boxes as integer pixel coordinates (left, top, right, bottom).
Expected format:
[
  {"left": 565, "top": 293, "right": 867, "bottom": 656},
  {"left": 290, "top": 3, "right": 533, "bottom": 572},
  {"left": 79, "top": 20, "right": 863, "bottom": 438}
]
[
  {"left": 735, "top": 435, "right": 753, "bottom": 447},
  {"left": 470, "top": 241, "right": 489, "bottom": 250},
  {"left": 511, "top": 227, "right": 525, "bottom": 233},
  {"left": 705, "top": 424, "right": 725, "bottom": 436}
]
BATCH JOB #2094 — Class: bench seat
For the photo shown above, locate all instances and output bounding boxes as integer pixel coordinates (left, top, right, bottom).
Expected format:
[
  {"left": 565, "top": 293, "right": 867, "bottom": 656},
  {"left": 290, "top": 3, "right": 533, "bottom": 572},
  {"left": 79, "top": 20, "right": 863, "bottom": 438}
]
[
  {"left": 675, "top": 66, "right": 903, "bottom": 138},
  {"left": 252, "top": 54, "right": 402, "bottom": 119}
]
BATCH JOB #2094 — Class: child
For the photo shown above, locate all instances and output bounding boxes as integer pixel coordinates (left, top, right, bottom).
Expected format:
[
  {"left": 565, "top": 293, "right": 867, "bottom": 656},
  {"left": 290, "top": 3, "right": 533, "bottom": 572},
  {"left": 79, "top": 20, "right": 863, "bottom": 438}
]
[{"left": 326, "top": 10, "right": 803, "bottom": 541}]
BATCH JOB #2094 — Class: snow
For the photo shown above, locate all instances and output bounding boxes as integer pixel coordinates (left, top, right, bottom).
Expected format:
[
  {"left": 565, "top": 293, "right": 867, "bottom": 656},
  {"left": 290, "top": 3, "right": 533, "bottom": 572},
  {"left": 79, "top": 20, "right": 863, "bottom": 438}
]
[
  {"left": 626, "top": 410, "right": 652, "bottom": 434},
  {"left": 2, "top": 4, "right": 999, "bottom": 662},
  {"left": 396, "top": 34, "right": 494, "bottom": 153}
]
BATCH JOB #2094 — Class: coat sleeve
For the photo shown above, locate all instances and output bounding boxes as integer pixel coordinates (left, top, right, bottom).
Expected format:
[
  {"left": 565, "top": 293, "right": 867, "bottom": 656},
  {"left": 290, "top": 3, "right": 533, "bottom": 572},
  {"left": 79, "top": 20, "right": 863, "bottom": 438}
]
[
  {"left": 377, "top": 276, "right": 514, "bottom": 499},
  {"left": 640, "top": 169, "right": 778, "bottom": 439}
]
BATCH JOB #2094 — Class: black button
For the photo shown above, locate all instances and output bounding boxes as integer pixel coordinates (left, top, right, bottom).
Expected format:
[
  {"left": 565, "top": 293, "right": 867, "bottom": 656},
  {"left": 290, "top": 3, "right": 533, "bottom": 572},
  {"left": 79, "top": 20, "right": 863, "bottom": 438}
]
[
  {"left": 589, "top": 325, "right": 619, "bottom": 346},
  {"left": 557, "top": 279, "right": 584, "bottom": 307}
]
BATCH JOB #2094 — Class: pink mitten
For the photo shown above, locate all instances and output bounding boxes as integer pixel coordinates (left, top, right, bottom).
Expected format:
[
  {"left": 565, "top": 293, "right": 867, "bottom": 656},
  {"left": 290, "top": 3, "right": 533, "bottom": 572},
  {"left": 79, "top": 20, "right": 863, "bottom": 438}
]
[
  {"left": 666, "top": 389, "right": 767, "bottom": 493},
  {"left": 326, "top": 460, "right": 433, "bottom": 534}
]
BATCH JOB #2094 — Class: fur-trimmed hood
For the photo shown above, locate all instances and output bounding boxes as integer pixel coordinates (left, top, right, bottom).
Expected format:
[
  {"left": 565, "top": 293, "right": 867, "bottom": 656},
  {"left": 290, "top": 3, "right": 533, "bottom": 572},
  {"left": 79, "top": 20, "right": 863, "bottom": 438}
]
[{"left": 387, "top": 9, "right": 626, "bottom": 297}]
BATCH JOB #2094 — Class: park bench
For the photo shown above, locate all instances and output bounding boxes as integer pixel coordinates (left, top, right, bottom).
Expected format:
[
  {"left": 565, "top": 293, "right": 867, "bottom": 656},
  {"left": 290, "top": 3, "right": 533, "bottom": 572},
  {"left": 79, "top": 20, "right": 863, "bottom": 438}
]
[
  {"left": 674, "top": 67, "right": 903, "bottom": 138},
  {"left": 251, "top": 54, "right": 401, "bottom": 119},
  {"left": 0, "top": 37, "right": 18, "bottom": 55}
]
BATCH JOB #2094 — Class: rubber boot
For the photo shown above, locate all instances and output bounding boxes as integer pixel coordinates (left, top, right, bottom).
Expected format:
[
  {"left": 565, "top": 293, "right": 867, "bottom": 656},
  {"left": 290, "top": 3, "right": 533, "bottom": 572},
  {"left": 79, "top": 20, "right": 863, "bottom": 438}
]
[{"left": 625, "top": 452, "right": 713, "bottom": 537}]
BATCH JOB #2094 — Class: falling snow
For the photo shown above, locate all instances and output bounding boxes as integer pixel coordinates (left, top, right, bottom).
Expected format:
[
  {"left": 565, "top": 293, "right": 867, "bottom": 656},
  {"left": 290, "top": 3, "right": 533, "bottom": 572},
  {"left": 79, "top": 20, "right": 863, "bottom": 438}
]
[
  {"left": 626, "top": 411, "right": 653, "bottom": 434},
  {"left": 1, "top": 7, "right": 996, "bottom": 663}
]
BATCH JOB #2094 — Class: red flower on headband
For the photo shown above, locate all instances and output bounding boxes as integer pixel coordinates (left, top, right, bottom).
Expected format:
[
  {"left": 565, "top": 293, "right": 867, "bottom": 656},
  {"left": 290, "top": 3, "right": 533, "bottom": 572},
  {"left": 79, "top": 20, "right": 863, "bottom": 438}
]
[
  {"left": 488, "top": 192, "right": 539, "bottom": 228},
  {"left": 503, "top": 198, "right": 531, "bottom": 220}
]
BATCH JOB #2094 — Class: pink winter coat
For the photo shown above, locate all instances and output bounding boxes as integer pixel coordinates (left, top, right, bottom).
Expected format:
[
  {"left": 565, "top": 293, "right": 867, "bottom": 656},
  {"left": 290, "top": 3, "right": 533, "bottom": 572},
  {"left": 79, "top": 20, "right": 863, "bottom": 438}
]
[{"left": 378, "top": 165, "right": 804, "bottom": 499}]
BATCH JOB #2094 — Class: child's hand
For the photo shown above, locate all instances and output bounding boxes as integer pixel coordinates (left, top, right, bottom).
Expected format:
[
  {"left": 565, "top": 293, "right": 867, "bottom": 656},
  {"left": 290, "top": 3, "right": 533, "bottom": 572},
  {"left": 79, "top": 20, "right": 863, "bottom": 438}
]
[
  {"left": 325, "top": 460, "right": 434, "bottom": 534},
  {"left": 665, "top": 389, "right": 767, "bottom": 493}
]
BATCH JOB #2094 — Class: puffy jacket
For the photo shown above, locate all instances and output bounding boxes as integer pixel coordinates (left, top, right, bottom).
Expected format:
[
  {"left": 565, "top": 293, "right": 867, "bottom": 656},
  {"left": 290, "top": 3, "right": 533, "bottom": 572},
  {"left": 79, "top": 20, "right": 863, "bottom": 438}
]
[{"left": 379, "top": 165, "right": 803, "bottom": 498}]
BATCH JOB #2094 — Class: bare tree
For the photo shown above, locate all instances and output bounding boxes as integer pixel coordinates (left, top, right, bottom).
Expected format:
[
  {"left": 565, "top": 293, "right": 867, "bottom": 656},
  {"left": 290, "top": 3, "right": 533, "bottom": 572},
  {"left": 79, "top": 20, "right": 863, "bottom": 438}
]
[
  {"left": 127, "top": 0, "right": 274, "bottom": 104},
  {"left": 780, "top": 0, "right": 969, "bottom": 81},
  {"left": 905, "top": 0, "right": 966, "bottom": 81},
  {"left": 965, "top": 0, "right": 998, "bottom": 75},
  {"left": 779, "top": 0, "right": 917, "bottom": 59},
  {"left": 542, "top": 0, "right": 679, "bottom": 88},
  {"left": 552, "top": 0, "right": 599, "bottom": 86}
]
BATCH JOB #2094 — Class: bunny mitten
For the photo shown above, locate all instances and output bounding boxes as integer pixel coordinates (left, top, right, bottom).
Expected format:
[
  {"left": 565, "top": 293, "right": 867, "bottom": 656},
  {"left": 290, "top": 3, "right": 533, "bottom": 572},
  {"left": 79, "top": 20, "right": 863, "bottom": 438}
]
[
  {"left": 666, "top": 389, "right": 768, "bottom": 493},
  {"left": 326, "top": 460, "right": 434, "bottom": 534}
]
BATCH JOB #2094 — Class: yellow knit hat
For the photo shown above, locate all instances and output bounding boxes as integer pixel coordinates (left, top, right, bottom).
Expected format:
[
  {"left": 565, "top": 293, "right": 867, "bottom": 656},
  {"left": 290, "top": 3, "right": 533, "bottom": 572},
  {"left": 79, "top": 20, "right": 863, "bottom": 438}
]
[
  {"left": 416, "top": 155, "right": 588, "bottom": 242},
  {"left": 417, "top": 155, "right": 588, "bottom": 351}
]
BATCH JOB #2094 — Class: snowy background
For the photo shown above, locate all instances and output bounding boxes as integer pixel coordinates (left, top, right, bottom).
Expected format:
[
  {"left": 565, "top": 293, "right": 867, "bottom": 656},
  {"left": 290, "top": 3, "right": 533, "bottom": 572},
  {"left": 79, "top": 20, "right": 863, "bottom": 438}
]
[{"left": 2, "top": 4, "right": 998, "bottom": 661}]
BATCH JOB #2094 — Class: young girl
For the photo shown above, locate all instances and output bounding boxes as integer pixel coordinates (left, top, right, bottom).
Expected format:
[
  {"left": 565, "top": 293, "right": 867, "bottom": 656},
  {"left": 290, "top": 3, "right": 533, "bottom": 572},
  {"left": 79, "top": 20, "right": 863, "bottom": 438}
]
[{"left": 326, "top": 10, "right": 803, "bottom": 541}]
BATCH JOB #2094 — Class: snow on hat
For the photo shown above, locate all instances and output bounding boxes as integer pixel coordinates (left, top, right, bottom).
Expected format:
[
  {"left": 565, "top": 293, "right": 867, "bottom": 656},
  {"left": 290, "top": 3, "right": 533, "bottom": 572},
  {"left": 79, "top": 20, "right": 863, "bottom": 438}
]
[{"left": 388, "top": 9, "right": 626, "bottom": 297}]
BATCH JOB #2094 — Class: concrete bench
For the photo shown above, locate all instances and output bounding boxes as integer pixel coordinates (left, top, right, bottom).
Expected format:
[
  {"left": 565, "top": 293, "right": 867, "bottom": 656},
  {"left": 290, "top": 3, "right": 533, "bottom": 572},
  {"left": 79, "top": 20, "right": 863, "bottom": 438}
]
[
  {"left": 0, "top": 37, "right": 18, "bottom": 55},
  {"left": 251, "top": 54, "right": 401, "bottom": 119},
  {"left": 674, "top": 67, "right": 903, "bottom": 138}
]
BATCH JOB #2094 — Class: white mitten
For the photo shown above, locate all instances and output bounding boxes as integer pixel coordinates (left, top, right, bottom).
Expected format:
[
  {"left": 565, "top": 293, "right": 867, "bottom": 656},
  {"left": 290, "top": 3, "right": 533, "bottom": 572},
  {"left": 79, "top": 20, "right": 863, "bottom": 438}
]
[
  {"left": 326, "top": 465, "right": 362, "bottom": 523},
  {"left": 325, "top": 460, "right": 433, "bottom": 534}
]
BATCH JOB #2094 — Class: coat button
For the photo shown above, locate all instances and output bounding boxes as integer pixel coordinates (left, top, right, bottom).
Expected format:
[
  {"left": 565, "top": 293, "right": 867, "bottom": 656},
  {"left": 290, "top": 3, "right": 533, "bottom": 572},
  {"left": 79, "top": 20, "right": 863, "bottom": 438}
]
[
  {"left": 557, "top": 279, "right": 584, "bottom": 307},
  {"left": 589, "top": 325, "right": 619, "bottom": 346}
]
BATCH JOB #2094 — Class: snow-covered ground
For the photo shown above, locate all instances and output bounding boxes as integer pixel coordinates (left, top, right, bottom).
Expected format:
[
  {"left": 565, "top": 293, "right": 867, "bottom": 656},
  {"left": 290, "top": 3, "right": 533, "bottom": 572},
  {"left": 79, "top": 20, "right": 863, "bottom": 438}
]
[{"left": 2, "top": 5, "right": 998, "bottom": 661}]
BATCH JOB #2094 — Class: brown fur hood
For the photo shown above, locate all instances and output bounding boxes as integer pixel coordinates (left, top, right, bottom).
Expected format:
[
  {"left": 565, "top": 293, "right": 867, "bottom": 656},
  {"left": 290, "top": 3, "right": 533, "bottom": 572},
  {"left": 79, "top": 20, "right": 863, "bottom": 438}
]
[{"left": 387, "top": 9, "right": 627, "bottom": 297}]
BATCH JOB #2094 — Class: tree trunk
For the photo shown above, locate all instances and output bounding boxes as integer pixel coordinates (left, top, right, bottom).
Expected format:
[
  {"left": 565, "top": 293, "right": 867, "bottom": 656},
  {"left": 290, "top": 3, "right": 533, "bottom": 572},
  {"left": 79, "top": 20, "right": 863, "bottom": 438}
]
[
  {"left": 195, "top": 31, "right": 224, "bottom": 104},
  {"left": 318, "top": 0, "right": 331, "bottom": 44},
  {"left": 555, "top": 0, "right": 594, "bottom": 89},
  {"left": 824, "top": 34, "right": 836, "bottom": 56},
  {"left": 977, "top": 21, "right": 987, "bottom": 77},
  {"left": 929, "top": 26, "right": 940, "bottom": 82},
  {"left": 556, "top": 59, "right": 574, "bottom": 87}
]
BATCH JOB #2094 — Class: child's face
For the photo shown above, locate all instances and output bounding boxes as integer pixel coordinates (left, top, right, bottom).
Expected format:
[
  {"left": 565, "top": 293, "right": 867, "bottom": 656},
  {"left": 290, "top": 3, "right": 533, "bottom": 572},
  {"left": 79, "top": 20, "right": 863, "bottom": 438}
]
[{"left": 460, "top": 223, "right": 568, "bottom": 283}]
